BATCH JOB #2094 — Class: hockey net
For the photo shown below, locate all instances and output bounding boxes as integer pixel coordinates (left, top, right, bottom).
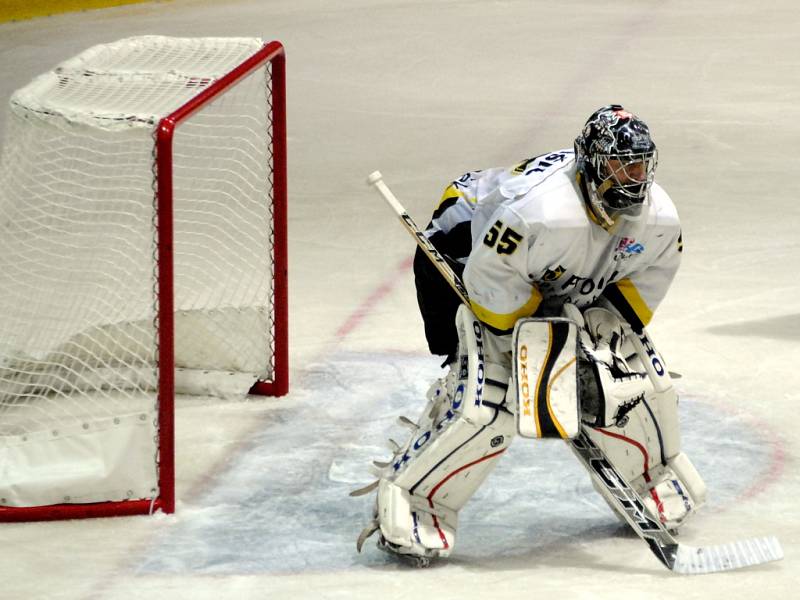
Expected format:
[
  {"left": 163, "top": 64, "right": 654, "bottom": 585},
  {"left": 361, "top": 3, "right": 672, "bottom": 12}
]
[{"left": 0, "top": 36, "right": 288, "bottom": 521}]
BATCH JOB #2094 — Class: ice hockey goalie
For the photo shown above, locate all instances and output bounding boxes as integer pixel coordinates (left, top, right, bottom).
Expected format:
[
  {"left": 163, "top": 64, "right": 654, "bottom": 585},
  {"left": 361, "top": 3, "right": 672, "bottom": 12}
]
[{"left": 353, "top": 105, "right": 707, "bottom": 564}]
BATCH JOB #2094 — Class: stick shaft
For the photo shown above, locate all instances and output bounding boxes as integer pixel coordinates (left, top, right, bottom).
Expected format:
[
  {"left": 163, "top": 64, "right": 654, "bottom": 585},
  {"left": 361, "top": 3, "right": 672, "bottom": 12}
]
[{"left": 368, "top": 173, "right": 471, "bottom": 306}]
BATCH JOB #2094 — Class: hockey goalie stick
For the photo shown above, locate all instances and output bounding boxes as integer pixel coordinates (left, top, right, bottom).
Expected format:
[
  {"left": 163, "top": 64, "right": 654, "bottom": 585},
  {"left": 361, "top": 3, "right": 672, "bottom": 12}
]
[
  {"left": 367, "top": 170, "right": 783, "bottom": 574},
  {"left": 366, "top": 171, "right": 470, "bottom": 305}
]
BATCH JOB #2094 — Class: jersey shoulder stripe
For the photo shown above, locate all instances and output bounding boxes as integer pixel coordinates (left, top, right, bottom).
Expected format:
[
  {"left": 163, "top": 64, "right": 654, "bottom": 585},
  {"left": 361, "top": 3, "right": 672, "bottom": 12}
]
[
  {"left": 469, "top": 286, "right": 543, "bottom": 333},
  {"left": 602, "top": 278, "right": 653, "bottom": 331},
  {"left": 432, "top": 195, "right": 460, "bottom": 220}
]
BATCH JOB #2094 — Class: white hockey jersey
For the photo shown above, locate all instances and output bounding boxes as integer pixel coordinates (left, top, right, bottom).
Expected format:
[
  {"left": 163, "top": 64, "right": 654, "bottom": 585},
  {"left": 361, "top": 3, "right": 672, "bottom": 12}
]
[{"left": 457, "top": 149, "right": 682, "bottom": 337}]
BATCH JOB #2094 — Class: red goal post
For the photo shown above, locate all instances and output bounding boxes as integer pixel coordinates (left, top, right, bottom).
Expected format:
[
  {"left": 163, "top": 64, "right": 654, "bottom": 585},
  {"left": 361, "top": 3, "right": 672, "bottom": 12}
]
[
  {"left": 0, "top": 37, "right": 288, "bottom": 522},
  {"left": 153, "top": 39, "right": 289, "bottom": 518}
]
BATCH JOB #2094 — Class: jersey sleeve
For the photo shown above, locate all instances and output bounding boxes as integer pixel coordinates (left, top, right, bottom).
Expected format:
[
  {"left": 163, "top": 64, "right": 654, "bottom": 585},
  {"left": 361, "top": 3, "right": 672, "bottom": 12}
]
[
  {"left": 425, "top": 168, "right": 509, "bottom": 263},
  {"left": 601, "top": 230, "right": 683, "bottom": 331},
  {"left": 463, "top": 205, "right": 543, "bottom": 338}
]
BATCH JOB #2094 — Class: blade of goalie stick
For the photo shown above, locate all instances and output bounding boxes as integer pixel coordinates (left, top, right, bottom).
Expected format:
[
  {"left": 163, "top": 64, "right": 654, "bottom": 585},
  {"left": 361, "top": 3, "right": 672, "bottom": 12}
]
[
  {"left": 671, "top": 536, "right": 783, "bottom": 574},
  {"left": 570, "top": 430, "right": 784, "bottom": 574}
]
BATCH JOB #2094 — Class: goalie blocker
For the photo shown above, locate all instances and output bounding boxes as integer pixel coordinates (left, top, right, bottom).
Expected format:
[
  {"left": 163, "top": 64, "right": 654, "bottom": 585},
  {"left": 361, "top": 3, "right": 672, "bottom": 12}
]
[{"left": 513, "top": 306, "right": 706, "bottom": 530}]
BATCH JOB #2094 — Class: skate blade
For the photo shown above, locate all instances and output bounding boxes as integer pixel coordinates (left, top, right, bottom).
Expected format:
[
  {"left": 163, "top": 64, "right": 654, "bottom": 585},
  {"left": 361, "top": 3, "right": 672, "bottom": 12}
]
[
  {"left": 356, "top": 519, "right": 380, "bottom": 553},
  {"left": 349, "top": 480, "right": 379, "bottom": 497},
  {"left": 377, "top": 537, "right": 434, "bottom": 568}
]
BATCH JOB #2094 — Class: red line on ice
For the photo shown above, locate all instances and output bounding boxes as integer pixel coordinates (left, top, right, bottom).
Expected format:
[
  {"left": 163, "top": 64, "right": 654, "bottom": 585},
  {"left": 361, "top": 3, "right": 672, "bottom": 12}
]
[
  {"left": 334, "top": 255, "right": 413, "bottom": 340},
  {"left": 594, "top": 427, "right": 667, "bottom": 522},
  {"left": 738, "top": 430, "right": 786, "bottom": 502},
  {"left": 698, "top": 395, "right": 787, "bottom": 505}
]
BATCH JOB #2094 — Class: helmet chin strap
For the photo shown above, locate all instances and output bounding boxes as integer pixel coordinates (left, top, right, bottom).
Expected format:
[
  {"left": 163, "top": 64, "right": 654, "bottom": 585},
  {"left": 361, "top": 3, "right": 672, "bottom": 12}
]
[
  {"left": 591, "top": 179, "right": 649, "bottom": 232},
  {"left": 577, "top": 168, "right": 646, "bottom": 231},
  {"left": 590, "top": 179, "right": 617, "bottom": 228}
]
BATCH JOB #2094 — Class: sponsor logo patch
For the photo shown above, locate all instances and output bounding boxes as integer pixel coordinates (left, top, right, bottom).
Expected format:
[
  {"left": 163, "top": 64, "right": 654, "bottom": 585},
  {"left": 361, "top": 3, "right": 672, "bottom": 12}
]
[
  {"left": 614, "top": 237, "right": 645, "bottom": 261},
  {"left": 542, "top": 265, "right": 566, "bottom": 282}
]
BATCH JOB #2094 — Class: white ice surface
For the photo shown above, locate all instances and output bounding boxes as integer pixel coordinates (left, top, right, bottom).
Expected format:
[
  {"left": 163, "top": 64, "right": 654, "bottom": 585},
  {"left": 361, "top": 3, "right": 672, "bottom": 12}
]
[{"left": 1, "top": 1, "right": 799, "bottom": 599}]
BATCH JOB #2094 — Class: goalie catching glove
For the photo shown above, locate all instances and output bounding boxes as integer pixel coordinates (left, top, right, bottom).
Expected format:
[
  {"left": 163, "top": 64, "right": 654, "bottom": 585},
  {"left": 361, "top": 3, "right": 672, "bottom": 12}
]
[{"left": 566, "top": 304, "right": 653, "bottom": 428}]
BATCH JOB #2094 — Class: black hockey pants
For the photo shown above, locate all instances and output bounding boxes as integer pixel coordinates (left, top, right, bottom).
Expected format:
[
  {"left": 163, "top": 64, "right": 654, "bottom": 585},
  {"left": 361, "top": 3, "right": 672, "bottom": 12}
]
[{"left": 413, "top": 245, "right": 465, "bottom": 363}]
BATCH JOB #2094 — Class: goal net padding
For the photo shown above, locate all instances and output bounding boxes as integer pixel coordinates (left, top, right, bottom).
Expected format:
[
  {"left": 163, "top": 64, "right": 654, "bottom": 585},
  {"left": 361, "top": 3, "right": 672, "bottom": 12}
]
[{"left": 0, "top": 36, "right": 287, "bottom": 520}]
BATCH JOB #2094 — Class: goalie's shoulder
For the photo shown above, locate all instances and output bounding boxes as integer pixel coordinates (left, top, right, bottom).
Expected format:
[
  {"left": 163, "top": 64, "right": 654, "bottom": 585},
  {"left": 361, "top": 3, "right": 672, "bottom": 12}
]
[
  {"left": 647, "top": 182, "right": 680, "bottom": 228},
  {"left": 498, "top": 150, "right": 576, "bottom": 200},
  {"left": 509, "top": 161, "right": 588, "bottom": 231}
]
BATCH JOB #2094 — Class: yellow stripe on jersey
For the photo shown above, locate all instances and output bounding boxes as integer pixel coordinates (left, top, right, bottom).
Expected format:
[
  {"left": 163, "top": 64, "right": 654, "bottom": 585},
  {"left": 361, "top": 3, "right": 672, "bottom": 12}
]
[
  {"left": 614, "top": 278, "right": 654, "bottom": 327},
  {"left": 469, "top": 286, "right": 543, "bottom": 332},
  {"left": 435, "top": 183, "right": 476, "bottom": 211}
]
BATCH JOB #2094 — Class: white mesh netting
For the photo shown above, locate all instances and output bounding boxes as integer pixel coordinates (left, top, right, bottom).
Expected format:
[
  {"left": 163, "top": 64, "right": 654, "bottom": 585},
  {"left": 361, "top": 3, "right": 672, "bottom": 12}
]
[{"left": 0, "top": 36, "right": 279, "bottom": 507}]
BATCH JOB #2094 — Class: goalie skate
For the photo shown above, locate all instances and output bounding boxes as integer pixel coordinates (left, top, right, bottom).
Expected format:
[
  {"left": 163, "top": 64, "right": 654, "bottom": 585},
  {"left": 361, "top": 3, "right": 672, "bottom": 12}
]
[
  {"left": 355, "top": 496, "right": 441, "bottom": 568},
  {"left": 376, "top": 535, "right": 435, "bottom": 568}
]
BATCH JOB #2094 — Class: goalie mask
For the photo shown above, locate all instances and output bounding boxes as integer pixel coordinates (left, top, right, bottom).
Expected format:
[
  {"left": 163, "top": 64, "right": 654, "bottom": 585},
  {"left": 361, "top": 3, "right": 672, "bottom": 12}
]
[{"left": 575, "top": 105, "right": 658, "bottom": 227}]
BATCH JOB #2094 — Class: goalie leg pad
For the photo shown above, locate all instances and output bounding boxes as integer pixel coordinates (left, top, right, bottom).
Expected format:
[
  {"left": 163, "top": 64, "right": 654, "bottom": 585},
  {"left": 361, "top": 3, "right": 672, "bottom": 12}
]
[
  {"left": 584, "top": 388, "right": 679, "bottom": 488},
  {"left": 368, "top": 305, "right": 514, "bottom": 559},
  {"left": 560, "top": 308, "right": 706, "bottom": 531},
  {"left": 583, "top": 374, "right": 705, "bottom": 530},
  {"left": 378, "top": 406, "right": 514, "bottom": 556},
  {"left": 454, "top": 304, "right": 510, "bottom": 425},
  {"left": 377, "top": 479, "right": 458, "bottom": 558},
  {"left": 388, "top": 305, "right": 509, "bottom": 476},
  {"left": 585, "top": 393, "right": 707, "bottom": 530},
  {"left": 638, "top": 451, "right": 707, "bottom": 530}
]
